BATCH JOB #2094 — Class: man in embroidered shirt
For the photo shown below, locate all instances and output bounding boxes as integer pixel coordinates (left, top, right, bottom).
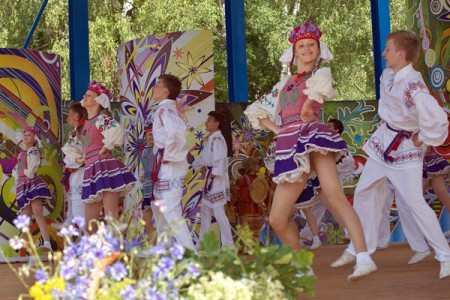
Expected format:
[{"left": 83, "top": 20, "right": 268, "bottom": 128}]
[
  {"left": 331, "top": 30, "right": 450, "bottom": 279},
  {"left": 147, "top": 74, "right": 196, "bottom": 252},
  {"left": 192, "top": 111, "right": 234, "bottom": 248}
]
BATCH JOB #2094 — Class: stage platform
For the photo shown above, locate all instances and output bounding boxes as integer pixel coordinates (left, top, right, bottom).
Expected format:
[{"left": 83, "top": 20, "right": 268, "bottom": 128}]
[{"left": 0, "top": 242, "right": 448, "bottom": 299}]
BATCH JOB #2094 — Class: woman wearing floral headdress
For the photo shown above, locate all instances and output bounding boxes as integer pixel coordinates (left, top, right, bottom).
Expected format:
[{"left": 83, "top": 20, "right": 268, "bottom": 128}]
[
  {"left": 79, "top": 81, "right": 136, "bottom": 232},
  {"left": 244, "top": 21, "right": 376, "bottom": 280},
  {"left": 13, "top": 126, "right": 53, "bottom": 252}
]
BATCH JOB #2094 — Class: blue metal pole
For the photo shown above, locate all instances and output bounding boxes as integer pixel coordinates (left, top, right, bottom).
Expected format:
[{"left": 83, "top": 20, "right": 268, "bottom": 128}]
[
  {"left": 370, "top": 0, "right": 391, "bottom": 100},
  {"left": 69, "top": 0, "right": 90, "bottom": 100},
  {"left": 23, "top": 0, "right": 49, "bottom": 49},
  {"left": 224, "top": 0, "right": 249, "bottom": 103}
]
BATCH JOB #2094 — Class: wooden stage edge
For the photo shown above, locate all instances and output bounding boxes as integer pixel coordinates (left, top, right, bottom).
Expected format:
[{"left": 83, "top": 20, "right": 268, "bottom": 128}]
[{"left": 0, "top": 242, "right": 449, "bottom": 299}]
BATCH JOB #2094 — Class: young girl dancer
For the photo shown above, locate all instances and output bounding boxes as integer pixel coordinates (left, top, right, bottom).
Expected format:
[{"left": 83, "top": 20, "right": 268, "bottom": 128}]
[
  {"left": 79, "top": 81, "right": 136, "bottom": 232},
  {"left": 141, "top": 124, "right": 156, "bottom": 242},
  {"left": 13, "top": 126, "right": 53, "bottom": 252},
  {"left": 244, "top": 21, "right": 376, "bottom": 280},
  {"left": 57, "top": 102, "right": 88, "bottom": 228}
]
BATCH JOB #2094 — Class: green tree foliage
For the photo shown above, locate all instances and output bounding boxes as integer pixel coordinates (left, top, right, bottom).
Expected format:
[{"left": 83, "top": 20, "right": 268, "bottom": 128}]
[{"left": 0, "top": 0, "right": 406, "bottom": 101}]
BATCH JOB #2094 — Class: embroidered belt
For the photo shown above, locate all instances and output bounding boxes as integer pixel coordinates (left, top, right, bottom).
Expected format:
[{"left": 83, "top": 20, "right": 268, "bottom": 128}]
[
  {"left": 282, "top": 114, "right": 302, "bottom": 126},
  {"left": 383, "top": 123, "right": 413, "bottom": 163},
  {"left": 85, "top": 149, "right": 101, "bottom": 160},
  {"left": 203, "top": 166, "right": 214, "bottom": 195},
  {"left": 61, "top": 169, "right": 71, "bottom": 192}
]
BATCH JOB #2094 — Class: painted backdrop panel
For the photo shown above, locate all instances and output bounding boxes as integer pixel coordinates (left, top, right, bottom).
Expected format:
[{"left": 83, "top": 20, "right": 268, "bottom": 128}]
[
  {"left": 0, "top": 49, "right": 63, "bottom": 260},
  {"left": 118, "top": 30, "right": 215, "bottom": 241}
]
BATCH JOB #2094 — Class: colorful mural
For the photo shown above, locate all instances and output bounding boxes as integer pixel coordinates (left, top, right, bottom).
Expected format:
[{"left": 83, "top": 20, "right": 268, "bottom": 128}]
[
  {"left": 409, "top": 0, "right": 450, "bottom": 157},
  {"left": 0, "top": 49, "right": 63, "bottom": 261},
  {"left": 118, "top": 30, "right": 215, "bottom": 242},
  {"left": 408, "top": 0, "right": 450, "bottom": 240}
]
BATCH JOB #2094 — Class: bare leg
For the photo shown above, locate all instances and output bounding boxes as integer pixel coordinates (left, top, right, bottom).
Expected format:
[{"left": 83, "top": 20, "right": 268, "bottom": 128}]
[
  {"left": 143, "top": 209, "right": 156, "bottom": 242},
  {"left": 311, "top": 152, "right": 368, "bottom": 253},
  {"left": 269, "top": 174, "right": 308, "bottom": 250},
  {"left": 31, "top": 199, "right": 50, "bottom": 242},
  {"left": 302, "top": 207, "right": 318, "bottom": 237},
  {"left": 102, "top": 191, "right": 119, "bottom": 220},
  {"left": 85, "top": 201, "right": 102, "bottom": 234},
  {"left": 20, "top": 205, "right": 34, "bottom": 244},
  {"left": 430, "top": 175, "right": 450, "bottom": 212}
]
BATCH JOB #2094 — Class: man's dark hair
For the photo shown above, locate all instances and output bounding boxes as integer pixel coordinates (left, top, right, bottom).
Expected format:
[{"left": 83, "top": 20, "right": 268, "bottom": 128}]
[
  {"left": 159, "top": 74, "right": 182, "bottom": 100},
  {"left": 208, "top": 111, "right": 226, "bottom": 130},
  {"left": 328, "top": 118, "right": 344, "bottom": 135}
]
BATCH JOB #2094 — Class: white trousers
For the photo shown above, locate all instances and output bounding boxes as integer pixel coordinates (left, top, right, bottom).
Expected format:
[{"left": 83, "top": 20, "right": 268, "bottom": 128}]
[
  {"left": 348, "top": 158, "right": 450, "bottom": 261},
  {"left": 378, "top": 183, "right": 429, "bottom": 252},
  {"left": 64, "top": 168, "right": 85, "bottom": 225},
  {"left": 199, "top": 204, "right": 234, "bottom": 248}
]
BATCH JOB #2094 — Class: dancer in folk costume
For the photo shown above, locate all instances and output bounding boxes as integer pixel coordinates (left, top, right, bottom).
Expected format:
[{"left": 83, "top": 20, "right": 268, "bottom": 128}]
[
  {"left": 149, "top": 74, "right": 196, "bottom": 251},
  {"left": 79, "top": 81, "right": 136, "bottom": 232},
  {"left": 332, "top": 30, "right": 450, "bottom": 279},
  {"left": 192, "top": 111, "right": 234, "bottom": 248},
  {"left": 377, "top": 149, "right": 450, "bottom": 264},
  {"left": 54, "top": 102, "right": 88, "bottom": 229},
  {"left": 140, "top": 124, "right": 156, "bottom": 242},
  {"left": 13, "top": 126, "right": 53, "bottom": 252},
  {"left": 299, "top": 118, "right": 355, "bottom": 246},
  {"left": 245, "top": 21, "right": 376, "bottom": 280},
  {"left": 422, "top": 149, "right": 450, "bottom": 237}
]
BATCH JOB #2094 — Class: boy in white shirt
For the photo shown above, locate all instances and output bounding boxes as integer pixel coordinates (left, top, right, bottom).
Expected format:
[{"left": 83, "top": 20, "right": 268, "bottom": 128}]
[
  {"left": 332, "top": 30, "right": 450, "bottom": 279},
  {"left": 193, "top": 111, "right": 234, "bottom": 248},
  {"left": 149, "top": 74, "right": 196, "bottom": 251}
]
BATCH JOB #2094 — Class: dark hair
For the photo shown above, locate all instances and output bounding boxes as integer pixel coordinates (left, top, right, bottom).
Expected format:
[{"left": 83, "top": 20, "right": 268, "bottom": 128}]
[
  {"left": 328, "top": 118, "right": 344, "bottom": 135},
  {"left": 387, "top": 30, "right": 419, "bottom": 62},
  {"left": 70, "top": 102, "right": 88, "bottom": 136},
  {"left": 159, "top": 74, "right": 182, "bottom": 100},
  {"left": 207, "top": 111, "right": 226, "bottom": 130}
]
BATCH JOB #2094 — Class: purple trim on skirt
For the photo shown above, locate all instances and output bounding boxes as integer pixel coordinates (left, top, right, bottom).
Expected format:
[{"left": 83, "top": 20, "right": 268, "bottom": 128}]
[
  {"left": 423, "top": 152, "right": 450, "bottom": 180},
  {"left": 16, "top": 177, "right": 52, "bottom": 212},
  {"left": 294, "top": 176, "right": 321, "bottom": 209},
  {"left": 82, "top": 156, "right": 136, "bottom": 203},
  {"left": 274, "top": 122, "right": 347, "bottom": 178}
]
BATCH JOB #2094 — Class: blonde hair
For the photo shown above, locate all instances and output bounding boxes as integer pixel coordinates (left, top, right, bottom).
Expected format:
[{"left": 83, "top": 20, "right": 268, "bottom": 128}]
[{"left": 387, "top": 30, "right": 420, "bottom": 62}]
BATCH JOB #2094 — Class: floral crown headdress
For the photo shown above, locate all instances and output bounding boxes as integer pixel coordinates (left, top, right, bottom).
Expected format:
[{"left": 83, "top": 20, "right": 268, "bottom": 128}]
[
  {"left": 18, "top": 126, "right": 42, "bottom": 148},
  {"left": 288, "top": 21, "right": 322, "bottom": 44},
  {"left": 86, "top": 81, "right": 113, "bottom": 111},
  {"left": 279, "top": 21, "right": 333, "bottom": 65}
]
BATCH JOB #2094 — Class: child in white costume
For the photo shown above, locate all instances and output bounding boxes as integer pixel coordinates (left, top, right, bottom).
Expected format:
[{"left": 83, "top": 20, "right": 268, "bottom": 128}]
[
  {"left": 150, "top": 74, "right": 196, "bottom": 251},
  {"left": 193, "top": 111, "right": 234, "bottom": 248},
  {"left": 377, "top": 181, "right": 431, "bottom": 265},
  {"left": 59, "top": 102, "right": 87, "bottom": 227},
  {"left": 332, "top": 30, "right": 450, "bottom": 279}
]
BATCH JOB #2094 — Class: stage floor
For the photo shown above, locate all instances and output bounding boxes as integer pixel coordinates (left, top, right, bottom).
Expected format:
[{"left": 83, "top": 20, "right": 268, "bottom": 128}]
[{"left": 0, "top": 242, "right": 448, "bottom": 299}]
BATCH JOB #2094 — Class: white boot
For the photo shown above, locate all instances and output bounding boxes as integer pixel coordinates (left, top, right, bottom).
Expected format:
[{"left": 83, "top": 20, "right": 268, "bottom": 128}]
[
  {"left": 331, "top": 250, "right": 355, "bottom": 268},
  {"left": 407, "top": 250, "right": 431, "bottom": 265},
  {"left": 309, "top": 236, "right": 321, "bottom": 250},
  {"left": 348, "top": 262, "right": 377, "bottom": 281},
  {"left": 440, "top": 261, "right": 450, "bottom": 280}
]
